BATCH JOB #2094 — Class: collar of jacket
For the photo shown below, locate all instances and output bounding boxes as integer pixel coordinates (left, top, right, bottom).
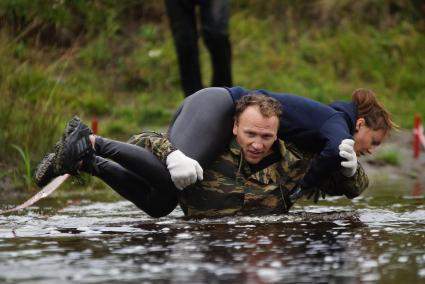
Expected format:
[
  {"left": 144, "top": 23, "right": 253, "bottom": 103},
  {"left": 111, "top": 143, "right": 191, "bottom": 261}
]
[
  {"left": 328, "top": 101, "right": 357, "bottom": 134},
  {"left": 228, "top": 138, "right": 301, "bottom": 185}
]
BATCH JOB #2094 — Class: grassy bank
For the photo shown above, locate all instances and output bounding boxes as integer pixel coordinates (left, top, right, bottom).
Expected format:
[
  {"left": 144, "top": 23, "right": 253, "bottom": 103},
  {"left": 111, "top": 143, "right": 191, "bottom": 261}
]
[{"left": 0, "top": 0, "right": 424, "bottom": 190}]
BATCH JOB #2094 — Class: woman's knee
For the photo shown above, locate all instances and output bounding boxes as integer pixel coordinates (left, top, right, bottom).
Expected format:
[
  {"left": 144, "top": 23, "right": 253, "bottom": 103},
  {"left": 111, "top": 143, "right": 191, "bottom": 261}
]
[
  {"left": 143, "top": 199, "right": 178, "bottom": 218},
  {"left": 185, "top": 87, "right": 232, "bottom": 106},
  {"left": 167, "top": 86, "right": 234, "bottom": 166}
]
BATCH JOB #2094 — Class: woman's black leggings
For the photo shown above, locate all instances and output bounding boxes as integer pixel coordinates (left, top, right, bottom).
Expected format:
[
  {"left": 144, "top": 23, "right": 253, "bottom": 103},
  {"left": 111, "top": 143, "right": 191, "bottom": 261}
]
[
  {"left": 92, "top": 136, "right": 178, "bottom": 218},
  {"left": 90, "top": 87, "right": 235, "bottom": 218},
  {"left": 167, "top": 87, "right": 234, "bottom": 167}
]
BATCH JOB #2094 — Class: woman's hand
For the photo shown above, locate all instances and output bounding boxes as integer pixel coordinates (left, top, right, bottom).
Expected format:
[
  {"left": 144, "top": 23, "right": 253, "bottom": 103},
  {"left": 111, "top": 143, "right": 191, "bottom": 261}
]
[{"left": 339, "top": 139, "right": 358, "bottom": 177}]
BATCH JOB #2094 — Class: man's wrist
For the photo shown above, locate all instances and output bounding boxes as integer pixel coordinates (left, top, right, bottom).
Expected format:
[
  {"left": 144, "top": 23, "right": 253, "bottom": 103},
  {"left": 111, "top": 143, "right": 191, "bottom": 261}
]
[{"left": 163, "top": 141, "right": 179, "bottom": 163}]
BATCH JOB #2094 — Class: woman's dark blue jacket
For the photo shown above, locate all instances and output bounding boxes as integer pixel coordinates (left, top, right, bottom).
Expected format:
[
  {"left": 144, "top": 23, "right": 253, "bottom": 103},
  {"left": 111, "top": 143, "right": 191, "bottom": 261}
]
[{"left": 227, "top": 86, "right": 358, "bottom": 189}]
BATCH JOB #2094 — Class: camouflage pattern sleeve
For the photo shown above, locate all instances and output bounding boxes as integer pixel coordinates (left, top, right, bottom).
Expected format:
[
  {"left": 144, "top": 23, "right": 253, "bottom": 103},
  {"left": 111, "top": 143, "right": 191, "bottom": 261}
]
[
  {"left": 127, "top": 132, "right": 178, "bottom": 163},
  {"left": 319, "top": 162, "right": 369, "bottom": 199}
]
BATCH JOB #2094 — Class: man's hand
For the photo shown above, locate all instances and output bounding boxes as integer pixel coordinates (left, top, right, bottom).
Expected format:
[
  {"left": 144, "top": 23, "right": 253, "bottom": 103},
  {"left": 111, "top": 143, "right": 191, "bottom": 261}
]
[
  {"left": 166, "top": 150, "right": 203, "bottom": 190},
  {"left": 305, "top": 187, "right": 326, "bottom": 203},
  {"left": 339, "top": 139, "right": 358, "bottom": 177},
  {"left": 289, "top": 185, "right": 325, "bottom": 204}
]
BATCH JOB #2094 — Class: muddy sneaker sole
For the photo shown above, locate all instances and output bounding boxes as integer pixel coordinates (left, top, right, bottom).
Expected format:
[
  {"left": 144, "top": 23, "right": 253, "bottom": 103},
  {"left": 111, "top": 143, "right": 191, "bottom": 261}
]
[{"left": 34, "top": 153, "right": 56, "bottom": 187}]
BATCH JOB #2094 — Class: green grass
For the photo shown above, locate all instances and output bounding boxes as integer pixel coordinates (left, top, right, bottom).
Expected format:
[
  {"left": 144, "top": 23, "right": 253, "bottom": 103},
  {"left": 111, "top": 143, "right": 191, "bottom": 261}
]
[
  {"left": 230, "top": 14, "right": 425, "bottom": 124},
  {"left": 0, "top": 0, "right": 424, "bottom": 190},
  {"left": 373, "top": 150, "right": 402, "bottom": 166},
  {"left": 11, "top": 144, "right": 33, "bottom": 189}
]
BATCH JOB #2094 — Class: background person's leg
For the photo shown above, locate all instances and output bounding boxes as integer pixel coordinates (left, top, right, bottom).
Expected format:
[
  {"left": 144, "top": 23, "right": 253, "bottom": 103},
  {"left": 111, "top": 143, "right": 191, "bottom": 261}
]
[
  {"left": 167, "top": 87, "right": 234, "bottom": 168},
  {"left": 200, "top": 0, "right": 232, "bottom": 87},
  {"left": 165, "top": 0, "right": 202, "bottom": 96}
]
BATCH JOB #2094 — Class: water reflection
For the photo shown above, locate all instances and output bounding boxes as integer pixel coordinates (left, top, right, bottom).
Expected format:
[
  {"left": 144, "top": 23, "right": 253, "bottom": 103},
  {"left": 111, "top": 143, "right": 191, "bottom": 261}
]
[
  {"left": 412, "top": 179, "right": 424, "bottom": 198},
  {"left": 0, "top": 181, "right": 424, "bottom": 283}
]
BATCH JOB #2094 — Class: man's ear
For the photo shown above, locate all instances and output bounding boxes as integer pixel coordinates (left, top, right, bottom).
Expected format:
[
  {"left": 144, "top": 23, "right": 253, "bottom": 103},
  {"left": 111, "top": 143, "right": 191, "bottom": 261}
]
[
  {"left": 355, "top": 118, "right": 366, "bottom": 131},
  {"left": 233, "top": 121, "right": 238, "bottom": 136}
]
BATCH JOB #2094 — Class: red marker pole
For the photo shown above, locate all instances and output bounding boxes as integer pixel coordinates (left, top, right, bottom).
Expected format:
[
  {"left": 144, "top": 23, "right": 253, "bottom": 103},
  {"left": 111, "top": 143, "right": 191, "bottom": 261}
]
[
  {"left": 413, "top": 115, "right": 420, "bottom": 159},
  {"left": 91, "top": 117, "right": 98, "bottom": 135}
]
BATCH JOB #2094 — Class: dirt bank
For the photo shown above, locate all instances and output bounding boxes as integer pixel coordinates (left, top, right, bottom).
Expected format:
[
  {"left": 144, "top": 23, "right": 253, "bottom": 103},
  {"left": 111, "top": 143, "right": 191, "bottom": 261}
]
[{"left": 360, "top": 129, "right": 425, "bottom": 186}]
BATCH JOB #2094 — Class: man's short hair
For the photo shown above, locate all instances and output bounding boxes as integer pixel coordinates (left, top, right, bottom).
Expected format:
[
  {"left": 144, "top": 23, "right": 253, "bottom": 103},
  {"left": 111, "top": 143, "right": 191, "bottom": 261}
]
[{"left": 234, "top": 93, "right": 282, "bottom": 123}]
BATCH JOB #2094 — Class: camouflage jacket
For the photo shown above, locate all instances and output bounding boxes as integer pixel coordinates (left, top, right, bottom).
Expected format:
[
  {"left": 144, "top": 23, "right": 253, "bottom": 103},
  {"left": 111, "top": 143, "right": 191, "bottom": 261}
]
[
  {"left": 286, "top": 143, "right": 369, "bottom": 199},
  {"left": 128, "top": 132, "right": 368, "bottom": 217}
]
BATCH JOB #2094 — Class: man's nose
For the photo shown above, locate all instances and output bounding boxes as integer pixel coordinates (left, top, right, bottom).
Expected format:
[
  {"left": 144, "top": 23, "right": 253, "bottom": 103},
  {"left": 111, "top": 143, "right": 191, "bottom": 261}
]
[{"left": 252, "top": 140, "right": 263, "bottom": 150}]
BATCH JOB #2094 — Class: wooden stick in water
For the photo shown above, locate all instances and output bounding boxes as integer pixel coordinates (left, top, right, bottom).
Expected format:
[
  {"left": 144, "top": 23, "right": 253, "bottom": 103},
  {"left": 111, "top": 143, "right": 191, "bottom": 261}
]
[{"left": 0, "top": 174, "right": 70, "bottom": 214}]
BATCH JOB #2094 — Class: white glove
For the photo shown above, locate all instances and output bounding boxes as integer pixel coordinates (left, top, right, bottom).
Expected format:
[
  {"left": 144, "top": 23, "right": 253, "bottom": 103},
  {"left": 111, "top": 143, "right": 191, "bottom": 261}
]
[
  {"left": 166, "top": 150, "right": 203, "bottom": 190},
  {"left": 339, "top": 139, "right": 358, "bottom": 177}
]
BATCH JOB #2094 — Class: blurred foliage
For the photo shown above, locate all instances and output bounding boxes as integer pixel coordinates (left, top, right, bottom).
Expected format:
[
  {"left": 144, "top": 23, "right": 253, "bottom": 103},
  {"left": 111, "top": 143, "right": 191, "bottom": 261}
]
[
  {"left": 232, "top": 0, "right": 425, "bottom": 30},
  {"left": 373, "top": 149, "right": 401, "bottom": 166},
  {"left": 0, "top": 0, "right": 164, "bottom": 45},
  {"left": 0, "top": 0, "right": 424, "bottom": 189}
]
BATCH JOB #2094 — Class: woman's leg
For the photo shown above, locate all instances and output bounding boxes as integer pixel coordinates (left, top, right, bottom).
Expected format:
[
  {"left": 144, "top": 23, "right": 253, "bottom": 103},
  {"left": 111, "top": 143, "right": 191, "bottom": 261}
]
[
  {"left": 94, "top": 136, "right": 172, "bottom": 186},
  {"left": 167, "top": 87, "right": 234, "bottom": 167},
  {"left": 88, "top": 136, "right": 178, "bottom": 217},
  {"left": 91, "top": 156, "right": 177, "bottom": 218}
]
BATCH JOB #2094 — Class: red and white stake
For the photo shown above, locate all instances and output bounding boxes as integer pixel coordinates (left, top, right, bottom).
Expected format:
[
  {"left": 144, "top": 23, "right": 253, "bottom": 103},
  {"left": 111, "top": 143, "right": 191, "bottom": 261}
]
[
  {"left": 413, "top": 115, "right": 421, "bottom": 158},
  {"left": 413, "top": 114, "right": 425, "bottom": 159}
]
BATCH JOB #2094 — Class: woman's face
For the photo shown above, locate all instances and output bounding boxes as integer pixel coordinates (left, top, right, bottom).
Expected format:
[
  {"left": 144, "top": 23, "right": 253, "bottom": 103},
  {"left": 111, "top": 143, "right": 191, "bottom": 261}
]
[{"left": 353, "top": 118, "right": 386, "bottom": 156}]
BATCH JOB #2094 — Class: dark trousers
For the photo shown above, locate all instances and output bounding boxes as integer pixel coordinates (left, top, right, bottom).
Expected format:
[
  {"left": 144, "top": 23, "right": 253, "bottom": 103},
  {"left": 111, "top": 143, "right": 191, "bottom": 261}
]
[
  {"left": 89, "top": 87, "right": 234, "bottom": 217},
  {"left": 167, "top": 87, "right": 234, "bottom": 167},
  {"left": 165, "top": 0, "right": 232, "bottom": 96},
  {"left": 91, "top": 136, "right": 178, "bottom": 218}
]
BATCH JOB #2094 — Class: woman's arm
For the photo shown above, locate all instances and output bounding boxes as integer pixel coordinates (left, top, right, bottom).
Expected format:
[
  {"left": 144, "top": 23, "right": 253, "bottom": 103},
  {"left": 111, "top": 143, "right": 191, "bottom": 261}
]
[{"left": 319, "top": 163, "right": 369, "bottom": 199}]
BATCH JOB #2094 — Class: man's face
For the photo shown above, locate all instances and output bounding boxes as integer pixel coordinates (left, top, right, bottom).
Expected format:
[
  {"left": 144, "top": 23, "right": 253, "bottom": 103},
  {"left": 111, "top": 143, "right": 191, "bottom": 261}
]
[
  {"left": 353, "top": 118, "right": 386, "bottom": 156},
  {"left": 233, "top": 106, "right": 279, "bottom": 164}
]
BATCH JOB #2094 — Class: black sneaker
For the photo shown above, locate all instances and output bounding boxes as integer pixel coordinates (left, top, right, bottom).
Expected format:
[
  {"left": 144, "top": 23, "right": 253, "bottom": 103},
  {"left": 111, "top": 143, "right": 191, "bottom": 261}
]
[
  {"left": 33, "top": 116, "right": 92, "bottom": 187},
  {"left": 62, "top": 116, "right": 81, "bottom": 140},
  {"left": 54, "top": 117, "right": 93, "bottom": 175}
]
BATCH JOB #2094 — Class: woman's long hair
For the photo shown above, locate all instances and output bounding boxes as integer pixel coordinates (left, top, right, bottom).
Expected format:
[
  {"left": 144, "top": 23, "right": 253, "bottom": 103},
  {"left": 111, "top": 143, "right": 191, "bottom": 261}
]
[{"left": 352, "top": 88, "right": 397, "bottom": 135}]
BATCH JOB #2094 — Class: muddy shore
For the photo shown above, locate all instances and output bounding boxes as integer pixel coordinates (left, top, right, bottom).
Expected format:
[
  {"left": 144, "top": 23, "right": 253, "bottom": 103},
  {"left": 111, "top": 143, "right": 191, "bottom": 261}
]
[{"left": 360, "top": 129, "right": 425, "bottom": 187}]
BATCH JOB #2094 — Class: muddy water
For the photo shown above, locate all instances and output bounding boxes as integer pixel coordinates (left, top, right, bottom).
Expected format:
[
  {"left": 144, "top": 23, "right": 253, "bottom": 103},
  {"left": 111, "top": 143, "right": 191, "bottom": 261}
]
[{"left": 0, "top": 180, "right": 424, "bottom": 284}]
